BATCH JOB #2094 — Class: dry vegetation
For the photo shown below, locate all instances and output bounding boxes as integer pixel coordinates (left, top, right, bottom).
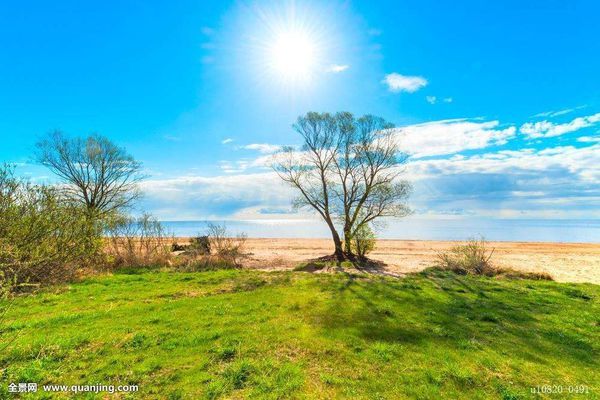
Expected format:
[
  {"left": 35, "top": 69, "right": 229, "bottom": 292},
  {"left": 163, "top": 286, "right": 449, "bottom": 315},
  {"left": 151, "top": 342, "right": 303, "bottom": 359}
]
[
  {"left": 436, "top": 238, "right": 553, "bottom": 280},
  {"left": 105, "top": 213, "right": 173, "bottom": 268},
  {"left": 173, "top": 223, "right": 248, "bottom": 272}
]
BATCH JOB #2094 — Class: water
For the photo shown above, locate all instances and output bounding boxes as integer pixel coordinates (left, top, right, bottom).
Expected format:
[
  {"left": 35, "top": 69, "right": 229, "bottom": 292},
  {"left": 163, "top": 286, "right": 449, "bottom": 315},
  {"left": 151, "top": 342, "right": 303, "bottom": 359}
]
[{"left": 161, "top": 218, "right": 600, "bottom": 243}]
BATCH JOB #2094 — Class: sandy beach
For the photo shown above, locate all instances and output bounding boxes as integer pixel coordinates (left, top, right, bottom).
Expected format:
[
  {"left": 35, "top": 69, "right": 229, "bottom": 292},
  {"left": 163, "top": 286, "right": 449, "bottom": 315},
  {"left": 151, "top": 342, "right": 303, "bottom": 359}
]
[{"left": 226, "top": 238, "right": 600, "bottom": 284}]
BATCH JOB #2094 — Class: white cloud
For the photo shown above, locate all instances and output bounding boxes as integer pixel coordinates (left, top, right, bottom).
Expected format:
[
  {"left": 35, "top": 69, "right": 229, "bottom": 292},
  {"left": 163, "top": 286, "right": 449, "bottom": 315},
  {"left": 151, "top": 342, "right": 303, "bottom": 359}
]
[
  {"left": 382, "top": 73, "right": 428, "bottom": 93},
  {"left": 139, "top": 172, "right": 295, "bottom": 220},
  {"left": 577, "top": 135, "right": 600, "bottom": 143},
  {"left": 139, "top": 142, "right": 600, "bottom": 221},
  {"left": 393, "top": 119, "right": 516, "bottom": 158},
  {"left": 533, "top": 106, "right": 586, "bottom": 118},
  {"left": 408, "top": 144, "right": 600, "bottom": 183},
  {"left": 404, "top": 143, "right": 600, "bottom": 219},
  {"left": 221, "top": 138, "right": 234, "bottom": 144},
  {"left": 139, "top": 110, "right": 600, "bottom": 221},
  {"left": 242, "top": 143, "right": 282, "bottom": 154},
  {"left": 426, "top": 96, "right": 452, "bottom": 105},
  {"left": 520, "top": 112, "right": 600, "bottom": 139},
  {"left": 327, "top": 64, "right": 349, "bottom": 73},
  {"left": 219, "top": 160, "right": 250, "bottom": 174}
]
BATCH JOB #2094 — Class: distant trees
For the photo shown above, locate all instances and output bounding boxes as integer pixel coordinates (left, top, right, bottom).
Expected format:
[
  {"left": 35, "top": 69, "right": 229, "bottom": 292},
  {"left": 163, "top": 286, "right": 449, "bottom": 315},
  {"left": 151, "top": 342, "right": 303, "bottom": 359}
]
[
  {"left": 274, "top": 112, "right": 411, "bottom": 260},
  {"left": 35, "top": 131, "right": 144, "bottom": 218}
]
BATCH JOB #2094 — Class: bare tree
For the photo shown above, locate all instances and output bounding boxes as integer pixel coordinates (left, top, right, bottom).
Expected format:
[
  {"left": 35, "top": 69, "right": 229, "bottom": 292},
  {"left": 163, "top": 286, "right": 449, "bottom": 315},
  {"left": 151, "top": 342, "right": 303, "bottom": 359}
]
[
  {"left": 35, "top": 131, "right": 144, "bottom": 217},
  {"left": 275, "top": 112, "right": 345, "bottom": 258},
  {"left": 274, "top": 112, "right": 411, "bottom": 260}
]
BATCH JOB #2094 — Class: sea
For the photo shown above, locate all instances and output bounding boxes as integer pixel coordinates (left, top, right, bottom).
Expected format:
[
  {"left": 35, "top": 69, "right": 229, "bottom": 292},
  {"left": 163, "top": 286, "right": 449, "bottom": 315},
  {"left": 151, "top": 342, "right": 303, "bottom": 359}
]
[{"left": 161, "top": 218, "right": 600, "bottom": 243}]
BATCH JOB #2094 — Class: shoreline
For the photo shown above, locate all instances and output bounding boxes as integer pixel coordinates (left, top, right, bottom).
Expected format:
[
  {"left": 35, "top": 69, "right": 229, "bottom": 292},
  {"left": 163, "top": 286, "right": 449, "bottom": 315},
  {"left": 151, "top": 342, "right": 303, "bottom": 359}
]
[{"left": 171, "top": 236, "right": 600, "bottom": 245}]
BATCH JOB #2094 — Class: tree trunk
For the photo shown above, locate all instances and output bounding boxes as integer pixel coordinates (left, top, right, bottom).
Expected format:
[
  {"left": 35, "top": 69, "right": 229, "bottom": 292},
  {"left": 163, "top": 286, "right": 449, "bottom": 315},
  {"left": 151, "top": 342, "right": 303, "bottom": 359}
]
[
  {"left": 343, "top": 227, "right": 353, "bottom": 256},
  {"left": 324, "top": 219, "right": 344, "bottom": 260}
]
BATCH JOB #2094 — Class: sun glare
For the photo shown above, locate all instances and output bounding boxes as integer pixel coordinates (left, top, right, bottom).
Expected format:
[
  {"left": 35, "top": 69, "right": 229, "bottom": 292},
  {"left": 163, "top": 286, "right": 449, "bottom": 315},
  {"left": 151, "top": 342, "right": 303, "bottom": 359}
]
[
  {"left": 238, "top": 2, "right": 336, "bottom": 90},
  {"left": 268, "top": 30, "right": 317, "bottom": 82}
]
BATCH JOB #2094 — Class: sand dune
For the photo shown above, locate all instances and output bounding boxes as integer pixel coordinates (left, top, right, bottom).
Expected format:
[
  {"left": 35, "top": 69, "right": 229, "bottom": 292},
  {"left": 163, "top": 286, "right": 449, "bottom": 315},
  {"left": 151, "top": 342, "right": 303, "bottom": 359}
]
[{"left": 238, "top": 238, "right": 600, "bottom": 284}]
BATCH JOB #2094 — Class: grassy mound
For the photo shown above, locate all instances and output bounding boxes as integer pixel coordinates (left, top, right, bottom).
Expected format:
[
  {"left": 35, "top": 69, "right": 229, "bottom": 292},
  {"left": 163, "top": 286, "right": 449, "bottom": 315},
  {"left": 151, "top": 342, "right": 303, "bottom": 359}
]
[{"left": 1, "top": 269, "right": 598, "bottom": 399}]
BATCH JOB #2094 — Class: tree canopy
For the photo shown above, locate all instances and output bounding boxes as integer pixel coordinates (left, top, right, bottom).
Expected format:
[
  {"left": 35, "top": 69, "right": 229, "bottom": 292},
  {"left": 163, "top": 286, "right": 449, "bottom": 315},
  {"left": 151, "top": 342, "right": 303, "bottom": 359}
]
[
  {"left": 274, "top": 111, "right": 411, "bottom": 260},
  {"left": 35, "top": 131, "right": 144, "bottom": 217}
]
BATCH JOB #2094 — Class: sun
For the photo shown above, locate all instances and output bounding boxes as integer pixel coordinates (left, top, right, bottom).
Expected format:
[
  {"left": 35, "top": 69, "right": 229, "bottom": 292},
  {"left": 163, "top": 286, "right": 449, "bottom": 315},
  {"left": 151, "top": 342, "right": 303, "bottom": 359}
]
[
  {"left": 268, "top": 29, "right": 317, "bottom": 83},
  {"left": 237, "top": 2, "right": 335, "bottom": 90}
]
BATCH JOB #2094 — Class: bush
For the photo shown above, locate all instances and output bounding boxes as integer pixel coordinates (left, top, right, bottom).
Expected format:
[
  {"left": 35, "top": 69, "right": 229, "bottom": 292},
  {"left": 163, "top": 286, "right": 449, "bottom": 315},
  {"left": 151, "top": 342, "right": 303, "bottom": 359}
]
[
  {"left": 436, "top": 238, "right": 553, "bottom": 280},
  {"left": 0, "top": 165, "right": 102, "bottom": 290},
  {"left": 175, "top": 223, "right": 247, "bottom": 271},
  {"left": 105, "top": 213, "right": 173, "bottom": 268},
  {"left": 171, "top": 242, "right": 187, "bottom": 252},
  {"left": 188, "top": 236, "right": 211, "bottom": 255},
  {"left": 352, "top": 224, "right": 376, "bottom": 259},
  {"left": 206, "top": 223, "right": 247, "bottom": 267},
  {"left": 436, "top": 237, "right": 496, "bottom": 276}
]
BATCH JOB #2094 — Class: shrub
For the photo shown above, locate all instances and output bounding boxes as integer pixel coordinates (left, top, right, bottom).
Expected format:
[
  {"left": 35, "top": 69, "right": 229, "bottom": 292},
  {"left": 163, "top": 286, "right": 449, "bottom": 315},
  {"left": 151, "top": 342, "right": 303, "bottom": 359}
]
[
  {"left": 175, "top": 223, "right": 247, "bottom": 271},
  {"left": 188, "top": 236, "right": 211, "bottom": 255},
  {"left": 436, "top": 237, "right": 496, "bottom": 276},
  {"left": 436, "top": 237, "right": 554, "bottom": 280},
  {"left": 0, "top": 165, "right": 102, "bottom": 290},
  {"left": 352, "top": 224, "right": 376, "bottom": 259},
  {"left": 105, "top": 213, "right": 173, "bottom": 268},
  {"left": 206, "top": 223, "right": 247, "bottom": 267},
  {"left": 171, "top": 242, "right": 187, "bottom": 252}
]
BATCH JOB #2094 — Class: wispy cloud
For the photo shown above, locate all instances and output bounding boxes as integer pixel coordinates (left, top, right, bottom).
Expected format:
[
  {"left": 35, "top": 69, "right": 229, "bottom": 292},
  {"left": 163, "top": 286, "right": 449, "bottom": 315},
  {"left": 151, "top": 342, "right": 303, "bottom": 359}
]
[
  {"left": 382, "top": 73, "right": 428, "bottom": 93},
  {"left": 221, "top": 138, "right": 234, "bottom": 144},
  {"left": 241, "top": 143, "right": 282, "bottom": 154},
  {"left": 426, "top": 96, "right": 452, "bottom": 105},
  {"left": 393, "top": 119, "right": 516, "bottom": 158},
  {"left": 520, "top": 112, "right": 600, "bottom": 139},
  {"left": 533, "top": 105, "right": 586, "bottom": 118},
  {"left": 327, "top": 64, "right": 349, "bottom": 73},
  {"left": 219, "top": 160, "right": 250, "bottom": 174}
]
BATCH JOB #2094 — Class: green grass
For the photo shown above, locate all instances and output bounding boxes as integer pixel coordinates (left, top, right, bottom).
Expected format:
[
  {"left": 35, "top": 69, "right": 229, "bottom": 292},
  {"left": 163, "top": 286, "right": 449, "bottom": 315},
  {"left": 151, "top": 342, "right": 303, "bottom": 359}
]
[{"left": 1, "top": 268, "right": 598, "bottom": 399}]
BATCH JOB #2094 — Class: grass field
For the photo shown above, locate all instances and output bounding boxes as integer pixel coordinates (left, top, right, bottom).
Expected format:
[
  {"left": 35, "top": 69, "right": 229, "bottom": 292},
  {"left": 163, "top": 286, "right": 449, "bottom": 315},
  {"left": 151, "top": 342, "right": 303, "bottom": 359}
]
[{"left": 1, "top": 268, "right": 598, "bottom": 399}]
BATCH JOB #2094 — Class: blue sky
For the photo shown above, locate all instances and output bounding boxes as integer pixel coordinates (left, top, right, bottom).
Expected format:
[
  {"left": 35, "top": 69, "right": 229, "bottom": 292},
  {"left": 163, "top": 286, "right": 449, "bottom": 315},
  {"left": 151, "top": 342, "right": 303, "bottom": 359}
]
[{"left": 1, "top": 0, "right": 599, "bottom": 223}]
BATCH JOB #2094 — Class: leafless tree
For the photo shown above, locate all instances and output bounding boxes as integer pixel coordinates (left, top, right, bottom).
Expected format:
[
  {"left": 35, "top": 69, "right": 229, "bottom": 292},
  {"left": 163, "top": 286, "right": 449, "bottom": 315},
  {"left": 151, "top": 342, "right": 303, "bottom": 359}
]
[
  {"left": 274, "top": 112, "right": 411, "bottom": 260},
  {"left": 35, "top": 131, "right": 144, "bottom": 217}
]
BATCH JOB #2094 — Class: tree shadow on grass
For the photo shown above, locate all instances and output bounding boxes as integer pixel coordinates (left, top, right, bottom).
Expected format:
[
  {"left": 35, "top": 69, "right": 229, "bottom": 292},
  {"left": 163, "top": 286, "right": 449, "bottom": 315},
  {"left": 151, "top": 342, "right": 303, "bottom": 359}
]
[
  {"left": 315, "top": 269, "right": 598, "bottom": 366},
  {"left": 295, "top": 255, "right": 402, "bottom": 278}
]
